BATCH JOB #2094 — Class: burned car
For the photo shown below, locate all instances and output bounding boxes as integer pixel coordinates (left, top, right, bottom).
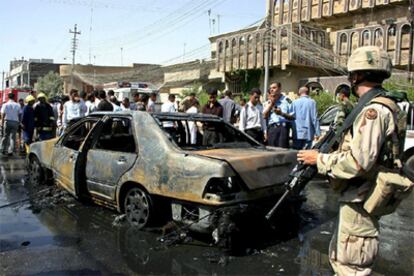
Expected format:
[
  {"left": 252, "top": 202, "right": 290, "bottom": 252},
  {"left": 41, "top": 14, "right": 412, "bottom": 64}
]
[{"left": 28, "top": 111, "right": 297, "bottom": 239}]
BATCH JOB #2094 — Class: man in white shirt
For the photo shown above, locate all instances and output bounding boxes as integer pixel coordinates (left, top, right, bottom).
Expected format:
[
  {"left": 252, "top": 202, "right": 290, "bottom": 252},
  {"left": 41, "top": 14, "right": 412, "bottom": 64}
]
[
  {"left": 161, "top": 94, "right": 177, "bottom": 133},
  {"left": 186, "top": 99, "right": 199, "bottom": 144},
  {"left": 147, "top": 92, "right": 157, "bottom": 112},
  {"left": 239, "top": 88, "right": 266, "bottom": 144},
  {"left": 63, "top": 89, "right": 87, "bottom": 129},
  {"left": 1, "top": 93, "right": 22, "bottom": 155}
]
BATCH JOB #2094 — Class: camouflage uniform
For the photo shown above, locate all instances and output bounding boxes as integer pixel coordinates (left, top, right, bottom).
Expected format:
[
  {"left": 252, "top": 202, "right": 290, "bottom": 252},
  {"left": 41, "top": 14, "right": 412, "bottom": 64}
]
[
  {"left": 317, "top": 95, "right": 396, "bottom": 275},
  {"left": 334, "top": 98, "right": 354, "bottom": 130}
]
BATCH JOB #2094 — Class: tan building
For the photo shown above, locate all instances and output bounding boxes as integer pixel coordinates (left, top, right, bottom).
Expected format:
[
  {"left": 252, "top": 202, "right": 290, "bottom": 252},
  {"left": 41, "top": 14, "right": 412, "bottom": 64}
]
[
  {"left": 160, "top": 60, "right": 225, "bottom": 102},
  {"left": 60, "top": 63, "right": 163, "bottom": 94},
  {"left": 209, "top": 0, "right": 413, "bottom": 94}
]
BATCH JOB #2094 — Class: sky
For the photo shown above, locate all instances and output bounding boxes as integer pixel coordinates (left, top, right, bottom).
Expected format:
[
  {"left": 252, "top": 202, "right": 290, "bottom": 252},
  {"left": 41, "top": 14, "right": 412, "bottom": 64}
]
[{"left": 0, "top": 0, "right": 265, "bottom": 72}]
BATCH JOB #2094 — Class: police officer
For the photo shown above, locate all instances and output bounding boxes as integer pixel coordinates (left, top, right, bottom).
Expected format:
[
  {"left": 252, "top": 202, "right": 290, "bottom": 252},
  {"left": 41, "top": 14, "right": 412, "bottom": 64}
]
[{"left": 297, "top": 46, "right": 412, "bottom": 275}]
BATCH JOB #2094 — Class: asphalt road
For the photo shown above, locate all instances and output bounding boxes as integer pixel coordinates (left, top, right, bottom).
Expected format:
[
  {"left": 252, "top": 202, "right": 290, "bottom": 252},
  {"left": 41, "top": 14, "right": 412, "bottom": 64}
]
[{"left": 0, "top": 155, "right": 413, "bottom": 275}]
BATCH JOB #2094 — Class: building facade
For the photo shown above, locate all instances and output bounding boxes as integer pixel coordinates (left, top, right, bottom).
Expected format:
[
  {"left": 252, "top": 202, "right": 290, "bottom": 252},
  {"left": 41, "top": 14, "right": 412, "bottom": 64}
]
[
  {"left": 209, "top": 0, "right": 413, "bottom": 94},
  {"left": 6, "top": 58, "right": 62, "bottom": 89}
]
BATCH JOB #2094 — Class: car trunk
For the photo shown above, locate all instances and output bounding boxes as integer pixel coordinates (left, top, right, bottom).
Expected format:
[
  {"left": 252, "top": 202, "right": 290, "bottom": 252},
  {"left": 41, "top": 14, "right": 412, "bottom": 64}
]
[{"left": 192, "top": 148, "right": 297, "bottom": 190}]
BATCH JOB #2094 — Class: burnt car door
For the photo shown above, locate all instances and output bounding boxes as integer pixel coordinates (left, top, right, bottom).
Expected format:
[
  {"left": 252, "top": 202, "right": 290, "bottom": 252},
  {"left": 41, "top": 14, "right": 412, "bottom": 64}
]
[
  {"left": 52, "top": 117, "right": 100, "bottom": 195},
  {"left": 85, "top": 116, "right": 138, "bottom": 200}
]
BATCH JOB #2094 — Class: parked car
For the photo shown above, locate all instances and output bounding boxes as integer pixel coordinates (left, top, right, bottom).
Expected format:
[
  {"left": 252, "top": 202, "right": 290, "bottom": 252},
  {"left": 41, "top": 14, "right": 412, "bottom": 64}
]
[{"left": 28, "top": 111, "right": 298, "bottom": 242}]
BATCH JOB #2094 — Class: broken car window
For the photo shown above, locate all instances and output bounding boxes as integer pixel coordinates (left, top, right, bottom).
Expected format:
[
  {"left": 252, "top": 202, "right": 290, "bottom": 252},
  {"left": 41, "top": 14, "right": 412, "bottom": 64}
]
[
  {"left": 94, "top": 117, "right": 136, "bottom": 153},
  {"left": 157, "top": 118, "right": 259, "bottom": 150},
  {"left": 61, "top": 120, "right": 97, "bottom": 151}
]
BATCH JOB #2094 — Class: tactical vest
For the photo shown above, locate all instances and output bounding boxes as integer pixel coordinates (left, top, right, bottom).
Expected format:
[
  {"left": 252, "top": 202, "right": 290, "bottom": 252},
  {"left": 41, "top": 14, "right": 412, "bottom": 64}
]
[
  {"left": 370, "top": 95, "right": 407, "bottom": 169},
  {"left": 363, "top": 92, "right": 413, "bottom": 217}
]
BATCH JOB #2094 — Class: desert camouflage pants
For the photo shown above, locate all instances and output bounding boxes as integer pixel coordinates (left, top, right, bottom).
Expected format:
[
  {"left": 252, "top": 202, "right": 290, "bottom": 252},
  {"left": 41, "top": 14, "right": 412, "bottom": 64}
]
[{"left": 329, "top": 202, "right": 380, "bottom": 276}]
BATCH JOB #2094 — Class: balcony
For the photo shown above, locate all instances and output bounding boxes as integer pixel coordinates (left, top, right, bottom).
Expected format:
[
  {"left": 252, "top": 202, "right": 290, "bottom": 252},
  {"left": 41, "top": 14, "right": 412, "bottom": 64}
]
[
  {"left": 336, "top": 22, "right": 413, "bottom": 68},
  {"left": 273, "top": 0, "right": 408, "bottom": 24},
  {"left": 213, "top": 23, "right": 337, "bottom": 73}
]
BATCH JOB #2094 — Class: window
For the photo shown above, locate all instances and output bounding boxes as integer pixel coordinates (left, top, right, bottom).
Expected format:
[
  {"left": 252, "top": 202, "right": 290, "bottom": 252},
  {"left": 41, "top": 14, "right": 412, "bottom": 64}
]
[
  {"left": 218, "top": 42, "right": 223, "bottom": 53},
  {"left": 339, "top": 33, "right": 348, "bottom": 55},
  {"left": 374, "top": 28, "right": 383, "bottom": 48},
  {"left": 156, "top": 118, "right": 260, "bottom": 150},
  {"left": 62, "top": 119, "right": 97, "bottom": 151},
  {"left": 362, "top": 30, "right": 370, "bottom": 46},
  {"left": 95, "top": 117, "right": 136, "bottom": 153}
]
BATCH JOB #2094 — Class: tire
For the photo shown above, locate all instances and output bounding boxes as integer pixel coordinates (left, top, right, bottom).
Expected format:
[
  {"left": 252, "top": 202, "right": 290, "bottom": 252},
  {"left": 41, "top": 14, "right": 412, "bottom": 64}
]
[
  {"left": 28, "top": 156, "right": 45, "bottom": 185},
  {"left": 123, "top": 187, "right": 153, "bottom": 229}
]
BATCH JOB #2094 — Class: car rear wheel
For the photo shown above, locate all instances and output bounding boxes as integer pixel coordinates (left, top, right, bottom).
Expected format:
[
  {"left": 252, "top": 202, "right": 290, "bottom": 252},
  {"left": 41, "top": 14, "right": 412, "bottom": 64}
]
[
  {"left": 124, "top": 187, "right": 153, "bottom": 229},
  {"left": 28, "top": 156, "right": 44, "bottom": 185}
]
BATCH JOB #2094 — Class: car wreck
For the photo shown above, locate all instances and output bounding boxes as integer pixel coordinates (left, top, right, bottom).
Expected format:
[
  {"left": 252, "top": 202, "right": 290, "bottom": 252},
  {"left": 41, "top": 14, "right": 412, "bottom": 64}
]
[{"left": 28, "top": 111, "right": 298, "bottom": 243}]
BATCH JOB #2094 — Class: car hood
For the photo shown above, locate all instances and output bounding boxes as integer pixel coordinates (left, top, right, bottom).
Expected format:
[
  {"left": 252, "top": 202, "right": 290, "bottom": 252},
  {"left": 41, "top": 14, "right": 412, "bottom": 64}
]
[{"left": 192, "top": 147, "right": 297, "bottom": 190}]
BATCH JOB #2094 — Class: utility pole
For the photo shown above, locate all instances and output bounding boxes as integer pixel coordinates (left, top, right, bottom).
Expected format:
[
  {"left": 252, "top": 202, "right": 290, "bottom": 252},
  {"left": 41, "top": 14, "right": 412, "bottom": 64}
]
[
  {"left": 69, "top": 24, "right": 81, "bottom": 91},
  {"left": 212, "top": 18, "right": 216, "bottom": 34},
  {"left": 120, "top": 47, "right": 123, "bottom": 66},
  {"left": 263, "top": 0, "right": 274, "bottom": 101},
  {"left": 208, "top": 9, "right": 212, "bottom": 35}
]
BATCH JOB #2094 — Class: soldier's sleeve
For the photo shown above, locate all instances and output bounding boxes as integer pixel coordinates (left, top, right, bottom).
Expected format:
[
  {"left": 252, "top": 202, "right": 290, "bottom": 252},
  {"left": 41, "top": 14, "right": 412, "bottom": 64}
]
[{"left": 316, "top": 103, "right": 394, "bottom": 179}]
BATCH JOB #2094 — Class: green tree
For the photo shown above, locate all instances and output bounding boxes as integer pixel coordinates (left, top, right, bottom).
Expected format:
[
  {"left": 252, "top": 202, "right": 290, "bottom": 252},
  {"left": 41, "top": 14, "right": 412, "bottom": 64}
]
[
  {"left": 310, "top": 91, "right": 336, "bottom": 116},
  {"left": 383, "top": 78, "right": 414, "bottom": 102},
  {"left": 35, "top": 71, "right": 64, "bottom": 97},
  {"left": 180, "top": 82, "right": 209, "bottom": 106}
]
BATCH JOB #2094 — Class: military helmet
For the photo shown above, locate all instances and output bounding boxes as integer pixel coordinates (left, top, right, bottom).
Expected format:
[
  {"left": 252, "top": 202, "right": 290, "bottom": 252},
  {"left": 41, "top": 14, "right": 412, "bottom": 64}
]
[
  {"left": 25, "top": 95, "right": 35, "bottom": 103},
  {"left": 347, "top": 46, "right": 392, "bottom": 78}
]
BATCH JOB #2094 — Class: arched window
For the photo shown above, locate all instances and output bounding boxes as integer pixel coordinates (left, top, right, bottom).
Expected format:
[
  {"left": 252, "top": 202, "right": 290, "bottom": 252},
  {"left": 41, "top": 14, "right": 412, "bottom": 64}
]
[
  {"left": 232, "top": 38, "right": 237, "bottom": 47},
  {"left": 401, "top": 24, "right": 411, "bottom": 49},
  {"left": 350, "top": 32, "right": 359, "bottom": 51},
  {"left": 373, "top": 28, "right": 383, "bottom": 48},
  {"left": 362, "top": 30, "right": 370, "bottom": 46},
  {"left": 218, "top": 41, "right": 223, "bottom": 53},
  {"left": 239, "top": 36, "right": 245, "bottom": 47},
  {"left": 339, "top": 33, "right": 348, "bottom": 55},
  {"left": 387, "top": 26, "right": 396, "bottom": 51}
]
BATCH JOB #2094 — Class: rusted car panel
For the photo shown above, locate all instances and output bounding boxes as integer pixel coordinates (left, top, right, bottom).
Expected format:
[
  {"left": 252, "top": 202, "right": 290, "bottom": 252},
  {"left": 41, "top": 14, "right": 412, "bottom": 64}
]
[
  {"left": 29, "top": 138, "right": 59, "bottom": 169},
  {"left": 29, "top": 111, "right": 298, "bottom": 236},
  {"left": 86, "top": 149, "right": 137, "bottom": 200},
  {"left": 192, "top": 148, "right": 297, "bottom": 190}
]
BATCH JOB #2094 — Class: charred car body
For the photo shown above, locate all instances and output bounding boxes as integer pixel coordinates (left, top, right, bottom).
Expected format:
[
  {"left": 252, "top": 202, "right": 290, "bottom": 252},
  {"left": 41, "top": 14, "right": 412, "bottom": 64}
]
[{"left": 28, "top": 111, "right": 297, "bottom": 241}]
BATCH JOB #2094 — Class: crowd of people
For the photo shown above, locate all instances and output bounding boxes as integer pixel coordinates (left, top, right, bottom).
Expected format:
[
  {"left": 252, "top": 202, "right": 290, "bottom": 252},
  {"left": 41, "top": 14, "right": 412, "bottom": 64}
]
[
  {"left": 166, "top": 84, "right": 325, "bottom": 149},
  {"left": 0, "top": 82, "right": 342, "bottom": 156},
  {"left": 0, "top": 88, "right": 159, "bottom": 156}
]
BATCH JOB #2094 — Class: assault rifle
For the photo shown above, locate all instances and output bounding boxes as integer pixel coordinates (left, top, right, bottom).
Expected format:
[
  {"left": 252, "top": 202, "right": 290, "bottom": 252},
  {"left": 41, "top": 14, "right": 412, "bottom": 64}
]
[
  {"left": 265, "top": 127, "right": 337, "bottom": 220},
  {"left": 265, "top": 88, "right": 387, "bottom": 220}
]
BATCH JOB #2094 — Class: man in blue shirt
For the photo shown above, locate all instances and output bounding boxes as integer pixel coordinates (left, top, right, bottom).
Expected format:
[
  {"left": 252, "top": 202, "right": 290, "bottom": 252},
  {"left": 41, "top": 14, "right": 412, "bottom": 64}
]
[
  {"left": 291, "top": 87, "right": 320, "bottom": 149},
  {"left": 263, "top": 82, "right": 294, "bottom": 148}
]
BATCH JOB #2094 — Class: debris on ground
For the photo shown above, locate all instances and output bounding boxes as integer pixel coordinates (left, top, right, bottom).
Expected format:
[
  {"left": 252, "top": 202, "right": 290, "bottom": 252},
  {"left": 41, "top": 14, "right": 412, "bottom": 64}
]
[{"left": 112, "top": 214, "right": 126, "bottom": 226}]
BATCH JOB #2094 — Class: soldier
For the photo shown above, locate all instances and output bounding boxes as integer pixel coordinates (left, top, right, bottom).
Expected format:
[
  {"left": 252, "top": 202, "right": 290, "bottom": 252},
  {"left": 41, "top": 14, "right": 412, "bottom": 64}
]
[
  {"left": 333, "top": 86, "right": 354, "bottom": 130},
  {"left": 297, "top": 46, "right": 413, "bottom": 275}
]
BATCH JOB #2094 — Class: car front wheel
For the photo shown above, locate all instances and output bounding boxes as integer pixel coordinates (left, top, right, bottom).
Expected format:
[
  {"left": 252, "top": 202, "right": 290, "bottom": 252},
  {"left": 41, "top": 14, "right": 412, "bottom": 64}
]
[
  {"left": 28, "top": 156, "right": 44, "bottom": 185},
  {"left": 124, "top": 187, "right": 153, "bottom": 229}
]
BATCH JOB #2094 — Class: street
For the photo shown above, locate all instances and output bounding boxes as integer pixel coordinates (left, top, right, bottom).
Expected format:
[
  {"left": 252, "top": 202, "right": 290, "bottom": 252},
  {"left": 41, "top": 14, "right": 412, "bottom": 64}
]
[{"left": 1, "top": 155, "right": 413, "bottom": 275}]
